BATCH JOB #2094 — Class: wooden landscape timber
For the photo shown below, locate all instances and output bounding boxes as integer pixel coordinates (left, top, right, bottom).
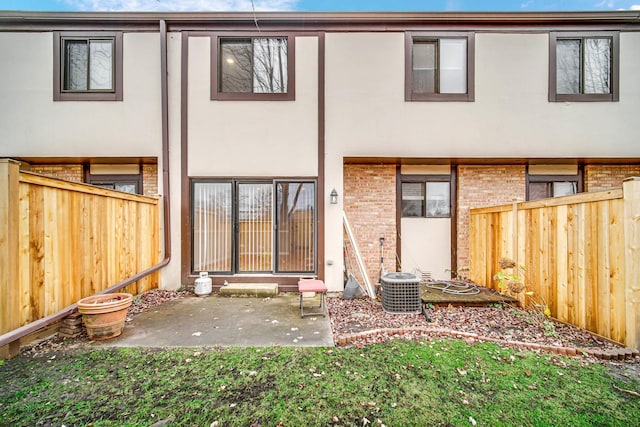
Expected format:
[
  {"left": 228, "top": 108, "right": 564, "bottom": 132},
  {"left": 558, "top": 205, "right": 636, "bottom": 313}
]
[
  {"left": 469, "top": 178, "right": 640, "bottom": 349},
  {"left": 0, "top": 160, "right": 161, "bottom": 342}
]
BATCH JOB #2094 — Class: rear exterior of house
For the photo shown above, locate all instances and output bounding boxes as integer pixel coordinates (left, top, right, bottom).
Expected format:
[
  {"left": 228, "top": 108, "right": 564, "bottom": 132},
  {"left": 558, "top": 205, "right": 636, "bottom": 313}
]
[{"left": 1, "top": 11, "right": 639, "bottom": 293}]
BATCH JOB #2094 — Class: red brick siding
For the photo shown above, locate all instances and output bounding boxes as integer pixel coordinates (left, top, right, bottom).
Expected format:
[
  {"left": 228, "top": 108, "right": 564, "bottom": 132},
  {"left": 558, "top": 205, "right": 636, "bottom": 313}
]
[
  {"left": 584, "top": 165, "right": 640, "bottom": 192},
  {"left": 142, "top": 164, "right": 158, "bottom": 196},
  {"left": 343, "top": 164, "right": 397, "bottom": 285},
  {"left": 29, "top": 164, "right": 84, "bottom": 183},
  {"left": 457, "top": 165, "right": 526, "bottom": 270}
]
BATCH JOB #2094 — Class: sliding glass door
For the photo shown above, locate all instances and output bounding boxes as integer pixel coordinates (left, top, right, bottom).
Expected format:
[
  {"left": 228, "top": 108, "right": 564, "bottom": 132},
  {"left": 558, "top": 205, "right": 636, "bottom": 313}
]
[
  {"left": 192, "top": 179, "right": 315, "bottom": 275},
  {"left": 192, "top": 182, "right": 233, "bottom": 273},
  {"left": 276, "top": 182, "right": 315, "bottom": 272},
  {"left": 237, "top": 183, "right": 273, "bottom": 273}
]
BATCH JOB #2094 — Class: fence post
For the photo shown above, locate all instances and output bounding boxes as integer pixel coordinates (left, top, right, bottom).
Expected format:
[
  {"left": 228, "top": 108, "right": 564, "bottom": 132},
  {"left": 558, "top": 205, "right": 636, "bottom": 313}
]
[
  {"left": 623, "top": 177, "right": 640, "bottom": 350},
  {"left": 0, "top": 159, "right": 20, "bottom": 357}
]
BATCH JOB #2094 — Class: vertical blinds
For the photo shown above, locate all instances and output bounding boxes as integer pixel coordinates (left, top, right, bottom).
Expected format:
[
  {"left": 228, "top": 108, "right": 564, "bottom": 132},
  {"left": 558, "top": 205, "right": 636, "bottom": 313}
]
[
  {"left": 192, "top": 180, "right": 315, "bottom": 274},
  {"left": 193, "top": 182, "right": 232, "bottom": 272}
]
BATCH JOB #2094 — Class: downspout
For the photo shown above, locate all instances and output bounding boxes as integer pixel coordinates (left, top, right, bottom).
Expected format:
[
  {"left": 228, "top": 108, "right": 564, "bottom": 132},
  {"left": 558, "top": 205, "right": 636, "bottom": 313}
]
[{"left": 0, "top": 19, "right": 172, "bottom": 349}]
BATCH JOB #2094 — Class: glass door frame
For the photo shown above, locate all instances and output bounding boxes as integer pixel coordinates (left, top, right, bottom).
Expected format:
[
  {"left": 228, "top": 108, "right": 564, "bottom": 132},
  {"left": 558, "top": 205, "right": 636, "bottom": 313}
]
[
  {"left": 190, "top": 178, "right": 317, "bottom": 276},
  {"left": 274, "top": 179, "right": 318, "bottom": 274},
  {"left": 235, "top": 180, "right": 274, "bottom": 274}
]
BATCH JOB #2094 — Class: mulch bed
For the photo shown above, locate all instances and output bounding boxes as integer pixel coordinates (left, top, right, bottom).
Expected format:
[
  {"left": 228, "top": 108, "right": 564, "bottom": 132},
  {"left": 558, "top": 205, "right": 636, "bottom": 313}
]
[{"left": 327, "top": 297, "right": 630, "bottom": 354}]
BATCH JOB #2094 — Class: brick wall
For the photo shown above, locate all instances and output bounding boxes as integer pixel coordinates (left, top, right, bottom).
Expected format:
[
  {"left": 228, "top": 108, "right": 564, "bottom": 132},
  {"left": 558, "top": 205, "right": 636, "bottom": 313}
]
[
  {"left": 343, "top": 164, "right": 397, "bottom": 285},
  {"left": 584, "top": 164, "right": 640, "bottom": 192},
  {"left": 29, "top": 163, "right": 159, "bottom": 196},
  {"left": 142, "top": 164, "right": 158, "bottom": 196},
  {"left": 457, "top": 165, "right": 526, "bottom": 270},
  {"left": 29, "top": 164, "right": 84, "bottom": 183}
]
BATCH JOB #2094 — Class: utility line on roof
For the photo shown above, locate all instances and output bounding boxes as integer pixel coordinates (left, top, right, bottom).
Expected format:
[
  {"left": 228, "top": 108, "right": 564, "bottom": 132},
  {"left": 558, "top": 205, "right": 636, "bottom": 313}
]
[{"left": 251, "top": 0, "right": 262, "bottom": 34}]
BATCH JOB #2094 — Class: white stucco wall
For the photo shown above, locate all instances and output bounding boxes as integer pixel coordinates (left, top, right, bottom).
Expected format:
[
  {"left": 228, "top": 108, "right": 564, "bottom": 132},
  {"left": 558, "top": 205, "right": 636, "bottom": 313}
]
[
  {"left": 325, "top": 32, "right": 640, "bottom": 158},
  {"left": 187, "top": 36, "right": 318, "bottom": 177},
  {"left": 0, "top": 32, "right": 162, "bottom": 157}
]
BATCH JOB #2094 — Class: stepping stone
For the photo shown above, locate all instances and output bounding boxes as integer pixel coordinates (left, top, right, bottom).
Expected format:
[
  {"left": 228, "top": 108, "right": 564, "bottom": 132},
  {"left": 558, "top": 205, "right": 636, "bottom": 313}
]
[{"left": 219, "top": 283, "right": 278, "bottom": 298}]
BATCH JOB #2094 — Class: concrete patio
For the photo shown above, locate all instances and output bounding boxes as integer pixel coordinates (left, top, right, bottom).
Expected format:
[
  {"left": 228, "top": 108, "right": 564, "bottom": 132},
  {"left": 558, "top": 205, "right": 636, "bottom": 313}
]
[{"left": 92, "top": 293, "right": 334, "bottom": 348}]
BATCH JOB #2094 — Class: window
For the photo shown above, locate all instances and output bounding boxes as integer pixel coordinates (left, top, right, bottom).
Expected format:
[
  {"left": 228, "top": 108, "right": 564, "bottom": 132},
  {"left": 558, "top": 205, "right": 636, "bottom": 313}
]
[
  {"left": 54, "top": 32, "right": 123, "bottom": 101},
  {"left": 211, "top": 35, "right": 295, "bottom": 101},
  {"left": 191, "top": 179, "right": 315, "bottom": 274},
  {"left": 549, "top": 32, "right": 619, "bottom": 102},
  {"left": 87, "top": 174, "right": 142, "bottom": 195},
  {"left": 527, "top": 175, "right": 582, "bottom": 201},
  {"left": 401, "top": 180, "right": 451, "bottom": 218},
  {"left": 405, "top": 32, "right": 474, "bottom": 101}
]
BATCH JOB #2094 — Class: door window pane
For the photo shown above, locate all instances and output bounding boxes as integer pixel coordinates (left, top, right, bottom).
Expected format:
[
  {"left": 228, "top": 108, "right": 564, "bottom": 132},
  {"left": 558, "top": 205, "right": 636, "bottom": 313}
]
[
  {"left": 553, "top": 182, "right": 577, "bottom": 197},
  {"left": 193, "top": 182, "right": 233, "bottom": 272},
  {"left": 439, "top": 38, "right": 467, "bottom": 94},
  {"left": 238, "top": 183, "right": 273, "bottom": 272},
  {"left": 529, "top": 182, "right": 549, "bottom": 201},
  {"left": 426, "top": 182, "right": 450, "bottom": 217},
  {"left": 114, "top": 183, "right": 137, "bottom": 194},
  {"left": 276, "top": 182, "right": 315, "bottom": 273},
  {"left": 401, "top": 183, "right": 424, "bottom": 217}
]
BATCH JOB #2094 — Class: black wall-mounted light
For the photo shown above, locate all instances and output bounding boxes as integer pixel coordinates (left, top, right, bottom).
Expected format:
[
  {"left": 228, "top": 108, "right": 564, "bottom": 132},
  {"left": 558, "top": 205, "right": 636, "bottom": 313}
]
[{"left": 330, "top": 188, "right": 338, "bottom": 204}]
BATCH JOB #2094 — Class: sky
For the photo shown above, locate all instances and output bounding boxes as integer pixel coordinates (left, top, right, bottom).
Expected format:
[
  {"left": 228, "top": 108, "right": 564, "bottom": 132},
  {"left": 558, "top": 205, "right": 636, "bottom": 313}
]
[{"left": 2, "top": 0, "right": 640, "bottom": 12}]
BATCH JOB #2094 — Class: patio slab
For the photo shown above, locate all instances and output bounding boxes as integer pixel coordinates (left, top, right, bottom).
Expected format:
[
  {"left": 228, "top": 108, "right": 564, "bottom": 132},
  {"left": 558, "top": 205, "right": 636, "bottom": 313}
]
[{"left": 92, "top": 293, "right": 334, "bottom": 348}]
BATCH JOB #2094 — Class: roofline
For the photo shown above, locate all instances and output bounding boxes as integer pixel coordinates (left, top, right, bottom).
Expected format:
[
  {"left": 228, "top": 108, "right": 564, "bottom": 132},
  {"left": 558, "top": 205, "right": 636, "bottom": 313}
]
[
  {"left": 1, "top": 10, "right": 639, "bottom": 23},
  {"left": 1, "top": 10, "right": 639, "bottom": 31}
]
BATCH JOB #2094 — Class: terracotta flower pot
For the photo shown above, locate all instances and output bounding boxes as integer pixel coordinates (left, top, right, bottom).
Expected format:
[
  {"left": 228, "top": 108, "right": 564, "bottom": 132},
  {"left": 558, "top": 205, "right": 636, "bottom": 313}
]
[{"left": 77, "top": 293, "right": 133, "bottom": 340}]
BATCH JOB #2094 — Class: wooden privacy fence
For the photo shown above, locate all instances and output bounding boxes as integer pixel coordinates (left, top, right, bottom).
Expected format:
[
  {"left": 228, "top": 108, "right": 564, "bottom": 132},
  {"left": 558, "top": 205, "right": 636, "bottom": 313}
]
[
  {"left": 469, "top": 177, "right": 640, "bottom": 349},
  {"left": 0, "top": 159, "right": 161, "bottom": 337}
]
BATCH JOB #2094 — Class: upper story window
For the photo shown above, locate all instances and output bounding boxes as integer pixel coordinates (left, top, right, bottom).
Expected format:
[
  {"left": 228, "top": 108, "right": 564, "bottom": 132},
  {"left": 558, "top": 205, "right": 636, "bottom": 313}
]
[
  {"left": 211, "top": 34, "right": 295, "bottom": 101},
  {"left": 405, "top": 32, "right": 475, "bottom": 102},
  {"left": 549, "top": 32, "right": 619, "bottom": 102},
  {"left": 53, "top": 32, "right": 123, "bottom": 101}
]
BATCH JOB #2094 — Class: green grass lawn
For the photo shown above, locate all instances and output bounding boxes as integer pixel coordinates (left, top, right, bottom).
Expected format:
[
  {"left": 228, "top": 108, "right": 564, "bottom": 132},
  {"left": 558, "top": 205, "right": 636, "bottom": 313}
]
[{"left": 1, "top": 339, "right": 638, "bottom": 426}]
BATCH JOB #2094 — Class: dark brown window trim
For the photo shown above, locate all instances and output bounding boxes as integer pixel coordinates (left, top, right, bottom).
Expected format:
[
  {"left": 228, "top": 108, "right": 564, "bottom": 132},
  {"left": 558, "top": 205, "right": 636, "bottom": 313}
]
[
  {"left": 525, "top": 166, "right": 584, "bottom": 201},
  {"left": 548, "top": 31, "right": 619, "bottom": 102},
  {"left": 405, "top": 31, "right": 475, "bottom": 102},
  {"left": 210, "top": 32, "right": 296, "bottom": 101},
  {"left": 400, "top": 174, "right": 453, "bottom": 218},
  {"left": 53, "top": 31, "right": 123, "bottom": 101},
  {"left": 85, "top": 170, "right": 143, "bottom": 194}
]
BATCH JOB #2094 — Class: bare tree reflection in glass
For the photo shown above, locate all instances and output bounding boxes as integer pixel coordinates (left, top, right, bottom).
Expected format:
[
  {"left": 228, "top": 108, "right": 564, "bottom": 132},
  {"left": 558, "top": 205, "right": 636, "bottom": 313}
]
[
  {"left": 220, "top": 38, "right": 287, "bottom": 94},
  {"left": 557, "top": 37, "right": 610, "bottom": 95}
]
